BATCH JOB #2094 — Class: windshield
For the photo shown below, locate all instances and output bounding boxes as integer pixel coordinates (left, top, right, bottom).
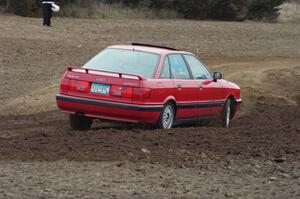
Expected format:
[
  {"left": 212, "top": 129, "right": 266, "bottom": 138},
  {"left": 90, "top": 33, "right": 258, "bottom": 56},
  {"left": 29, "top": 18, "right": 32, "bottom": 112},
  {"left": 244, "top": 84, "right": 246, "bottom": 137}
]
[{"left": 83, "top": 48, "right": 160, "bottom": 78}]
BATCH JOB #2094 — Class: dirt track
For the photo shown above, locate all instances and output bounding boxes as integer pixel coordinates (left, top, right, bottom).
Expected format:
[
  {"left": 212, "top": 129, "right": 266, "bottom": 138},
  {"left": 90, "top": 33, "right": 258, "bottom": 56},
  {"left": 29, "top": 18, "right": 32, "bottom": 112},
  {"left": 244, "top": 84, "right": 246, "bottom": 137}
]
[{"left": 0, "top": 15, "right": 300, "bottom": 198}]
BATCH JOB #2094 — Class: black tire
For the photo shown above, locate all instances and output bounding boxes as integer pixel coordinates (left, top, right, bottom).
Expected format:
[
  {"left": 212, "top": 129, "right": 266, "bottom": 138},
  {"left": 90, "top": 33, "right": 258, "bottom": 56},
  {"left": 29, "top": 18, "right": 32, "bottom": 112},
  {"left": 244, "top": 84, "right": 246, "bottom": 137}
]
[
  {"left": 222, "top": 98, "right": 231, "bottom": 128},
  {"left": 69, "top": 114, "right": 93, "bottom": 131},
  {"left": 156, "top": 102, "right": 175, "bottom": 129}
]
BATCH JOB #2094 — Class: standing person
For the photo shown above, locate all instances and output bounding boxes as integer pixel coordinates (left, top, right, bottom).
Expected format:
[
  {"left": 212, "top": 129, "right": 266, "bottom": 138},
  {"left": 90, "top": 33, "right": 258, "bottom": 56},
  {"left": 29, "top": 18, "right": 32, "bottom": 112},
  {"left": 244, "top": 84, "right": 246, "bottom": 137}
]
[{"left": 42, "top": 1, "right": 55, "bottom": 27}]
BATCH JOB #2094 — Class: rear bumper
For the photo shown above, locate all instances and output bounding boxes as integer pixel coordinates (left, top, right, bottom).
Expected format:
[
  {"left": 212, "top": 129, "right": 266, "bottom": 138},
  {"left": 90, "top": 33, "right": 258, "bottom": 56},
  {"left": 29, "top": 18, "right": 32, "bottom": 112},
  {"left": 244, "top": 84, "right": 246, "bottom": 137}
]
[{"left": 56, "top": 94, "right": 162, "bottom": 124}]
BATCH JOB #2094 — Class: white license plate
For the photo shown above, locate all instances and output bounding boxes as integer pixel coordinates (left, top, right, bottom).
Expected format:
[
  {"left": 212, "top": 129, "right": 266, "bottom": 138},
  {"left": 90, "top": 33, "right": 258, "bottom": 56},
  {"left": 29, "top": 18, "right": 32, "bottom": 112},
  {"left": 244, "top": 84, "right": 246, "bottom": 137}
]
[{"left": 90, "top": 83, "right": 110, "bottom": 95}]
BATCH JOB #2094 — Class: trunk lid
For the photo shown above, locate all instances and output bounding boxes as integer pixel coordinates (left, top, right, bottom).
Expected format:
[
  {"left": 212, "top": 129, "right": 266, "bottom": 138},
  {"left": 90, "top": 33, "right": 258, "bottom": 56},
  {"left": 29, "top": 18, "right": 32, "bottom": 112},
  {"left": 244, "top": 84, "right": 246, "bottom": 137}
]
[{"left": 60, "top": 67, "right": 149, "bottom": 104}]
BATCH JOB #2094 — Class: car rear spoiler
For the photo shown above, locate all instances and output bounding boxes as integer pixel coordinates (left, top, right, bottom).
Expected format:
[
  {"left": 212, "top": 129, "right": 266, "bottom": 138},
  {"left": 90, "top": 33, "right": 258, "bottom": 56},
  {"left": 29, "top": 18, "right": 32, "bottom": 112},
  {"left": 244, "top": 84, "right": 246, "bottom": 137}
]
[{"left": 67, "top": 66, "right": 146, "bottom": 80}]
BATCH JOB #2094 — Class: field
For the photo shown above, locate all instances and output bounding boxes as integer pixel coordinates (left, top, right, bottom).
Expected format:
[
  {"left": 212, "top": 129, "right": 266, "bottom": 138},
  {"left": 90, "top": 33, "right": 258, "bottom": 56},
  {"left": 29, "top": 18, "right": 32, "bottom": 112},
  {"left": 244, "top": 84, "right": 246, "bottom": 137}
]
[{"left": 0, "top": 15, "right": 300, "bottom": 198}]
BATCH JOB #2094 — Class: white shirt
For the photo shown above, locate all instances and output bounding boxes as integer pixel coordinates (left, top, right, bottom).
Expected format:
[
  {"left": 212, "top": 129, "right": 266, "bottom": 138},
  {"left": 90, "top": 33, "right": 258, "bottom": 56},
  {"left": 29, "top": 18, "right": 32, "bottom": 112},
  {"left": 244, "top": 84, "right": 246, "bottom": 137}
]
[{"left": 42, "top": 1, "right": 54, "bottom": 4}]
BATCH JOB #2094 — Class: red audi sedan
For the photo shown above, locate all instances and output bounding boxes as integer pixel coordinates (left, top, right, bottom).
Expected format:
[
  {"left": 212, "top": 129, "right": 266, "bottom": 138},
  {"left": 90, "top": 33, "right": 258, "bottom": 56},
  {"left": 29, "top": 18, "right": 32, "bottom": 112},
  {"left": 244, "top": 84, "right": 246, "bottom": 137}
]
[{"left": 56, "top": 43, "right": 241, "bottom": 130}]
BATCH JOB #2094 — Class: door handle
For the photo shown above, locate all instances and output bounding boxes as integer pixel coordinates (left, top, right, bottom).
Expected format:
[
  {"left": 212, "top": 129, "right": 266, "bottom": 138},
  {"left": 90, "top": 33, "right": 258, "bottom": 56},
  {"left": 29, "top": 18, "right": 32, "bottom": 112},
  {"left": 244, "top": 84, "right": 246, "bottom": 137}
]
[
  {"left": 176, "top": 84, "right": 182, "bottom": 88},
  {"left": 197, "top": 84, "right": 204, "bottom": 88}
]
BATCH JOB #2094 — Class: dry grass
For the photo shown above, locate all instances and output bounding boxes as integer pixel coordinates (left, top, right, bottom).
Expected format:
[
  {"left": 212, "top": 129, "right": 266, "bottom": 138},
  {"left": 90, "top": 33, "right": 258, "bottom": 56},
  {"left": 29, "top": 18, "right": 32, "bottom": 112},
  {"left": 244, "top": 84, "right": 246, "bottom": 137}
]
[
  {"left": 57, "top": 3, "right": 179, "bottom": 19},
  {"left": 278, "top": 1, "right": 300, "bottom": 23}
]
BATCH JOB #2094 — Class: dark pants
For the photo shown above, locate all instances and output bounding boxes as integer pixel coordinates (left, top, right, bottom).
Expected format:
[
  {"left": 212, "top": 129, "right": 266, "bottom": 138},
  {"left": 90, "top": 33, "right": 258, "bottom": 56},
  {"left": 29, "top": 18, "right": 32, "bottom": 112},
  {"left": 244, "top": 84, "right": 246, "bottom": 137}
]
[{"left": 42, "top": 4, "right": 52, "bottom": 26}]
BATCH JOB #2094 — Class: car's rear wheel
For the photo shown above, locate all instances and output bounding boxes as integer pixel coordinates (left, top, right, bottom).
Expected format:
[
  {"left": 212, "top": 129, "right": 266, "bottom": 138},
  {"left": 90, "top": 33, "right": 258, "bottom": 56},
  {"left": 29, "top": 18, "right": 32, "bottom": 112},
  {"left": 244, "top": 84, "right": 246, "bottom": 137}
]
[
  {"left": 222, "top": 98, "right": 231, "bottom": 128},
  {"left": 156, "top": 102, "right": 175, "bottom": 129},
  {"left": 69, "top": 114, "right": 93, "bottom": 130}
]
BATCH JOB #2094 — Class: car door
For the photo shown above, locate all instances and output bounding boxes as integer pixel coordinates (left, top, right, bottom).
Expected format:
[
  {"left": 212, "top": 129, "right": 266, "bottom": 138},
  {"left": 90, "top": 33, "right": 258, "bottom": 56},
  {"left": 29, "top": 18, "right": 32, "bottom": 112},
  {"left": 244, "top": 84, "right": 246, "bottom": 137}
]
[
  {"left": 183, "top": 54, "right": 225, "bottom": 116},
  {"left": 151, "top": 56, "right": 176, "bottom": 104},
  {"left": 168, "top": 54, "right": 201, "bottom": 119}
]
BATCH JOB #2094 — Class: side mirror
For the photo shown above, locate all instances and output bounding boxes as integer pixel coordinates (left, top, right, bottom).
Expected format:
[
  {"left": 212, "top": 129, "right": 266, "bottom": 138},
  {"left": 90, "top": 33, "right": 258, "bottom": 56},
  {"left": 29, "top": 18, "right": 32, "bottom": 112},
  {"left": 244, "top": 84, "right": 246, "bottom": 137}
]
[{"left": 213, "top": 72, "right": 222, "bottom": 81}]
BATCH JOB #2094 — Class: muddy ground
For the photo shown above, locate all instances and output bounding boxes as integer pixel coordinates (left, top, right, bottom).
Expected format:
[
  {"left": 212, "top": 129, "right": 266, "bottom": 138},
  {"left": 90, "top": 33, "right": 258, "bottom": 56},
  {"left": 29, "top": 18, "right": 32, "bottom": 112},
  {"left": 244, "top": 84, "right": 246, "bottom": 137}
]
[{"left": 0, "top": 15, "right": 299, "bottom": 198}]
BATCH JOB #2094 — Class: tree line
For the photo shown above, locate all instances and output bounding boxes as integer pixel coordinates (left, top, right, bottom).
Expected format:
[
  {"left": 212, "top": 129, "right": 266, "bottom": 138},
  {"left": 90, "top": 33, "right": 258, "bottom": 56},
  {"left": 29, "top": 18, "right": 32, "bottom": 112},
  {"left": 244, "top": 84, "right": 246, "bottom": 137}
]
[{"left": 0, "top": 0, "right": 286, "bottom": 21}]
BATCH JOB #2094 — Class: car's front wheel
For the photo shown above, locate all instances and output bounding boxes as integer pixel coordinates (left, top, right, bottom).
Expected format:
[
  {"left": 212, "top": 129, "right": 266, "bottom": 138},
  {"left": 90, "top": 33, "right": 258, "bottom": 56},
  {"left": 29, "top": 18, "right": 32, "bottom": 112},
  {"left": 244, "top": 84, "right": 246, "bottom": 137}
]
[
  {"left": 69, "top": 114, "right": 93, "bottom": 130},
  {"left": 222, "top": 98, "right": 231, "bottom": 128},
  {"left": 156, "top": 102, "right": 175, "bottom": 129}
]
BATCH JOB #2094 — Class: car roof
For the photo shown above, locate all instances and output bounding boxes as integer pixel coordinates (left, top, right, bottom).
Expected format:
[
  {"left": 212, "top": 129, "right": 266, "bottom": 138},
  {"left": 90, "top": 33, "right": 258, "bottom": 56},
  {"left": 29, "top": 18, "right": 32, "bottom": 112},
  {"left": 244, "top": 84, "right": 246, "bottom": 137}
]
[{"left": 108, "top": 44, "right": 192, "bottom": 55}]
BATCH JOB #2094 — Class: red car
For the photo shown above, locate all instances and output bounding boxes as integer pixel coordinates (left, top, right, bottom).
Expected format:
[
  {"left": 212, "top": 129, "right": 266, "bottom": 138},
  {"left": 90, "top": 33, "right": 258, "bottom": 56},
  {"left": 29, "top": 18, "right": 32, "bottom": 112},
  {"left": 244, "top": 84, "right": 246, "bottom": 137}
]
[{"left": 56, "top": 43, "right": 241, "bottom": 130}]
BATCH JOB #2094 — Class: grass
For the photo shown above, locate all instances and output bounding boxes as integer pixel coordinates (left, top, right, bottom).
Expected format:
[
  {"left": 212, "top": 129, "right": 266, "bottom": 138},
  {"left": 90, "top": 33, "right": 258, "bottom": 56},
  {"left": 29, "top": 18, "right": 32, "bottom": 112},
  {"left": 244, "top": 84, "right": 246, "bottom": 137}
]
[
  {"left": 57, "top": 3, "right": 179, "bottom": 20},
  {"left": 277, "top": 1, "right": 300, "bottom": 23}
]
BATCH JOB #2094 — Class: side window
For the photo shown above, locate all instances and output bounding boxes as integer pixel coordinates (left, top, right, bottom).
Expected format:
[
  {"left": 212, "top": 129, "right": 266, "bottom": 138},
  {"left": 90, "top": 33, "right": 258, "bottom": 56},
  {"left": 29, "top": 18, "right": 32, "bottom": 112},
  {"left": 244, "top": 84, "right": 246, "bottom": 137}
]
[
  {"left": 160, "top": 57, "right": 171, "bottom": 79},
  {"left": 183, "top": 55, "right": 212, "bottom": 79},
  {"left": 168, "top": 54, "right": 191, "bottom": 79}
]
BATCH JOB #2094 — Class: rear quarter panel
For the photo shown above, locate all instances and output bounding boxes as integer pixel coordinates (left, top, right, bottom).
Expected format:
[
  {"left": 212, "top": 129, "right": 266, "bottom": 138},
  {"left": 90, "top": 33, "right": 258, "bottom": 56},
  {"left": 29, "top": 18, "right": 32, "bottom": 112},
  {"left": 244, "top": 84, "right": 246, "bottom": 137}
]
[{"left": 133, "top": 79, "right": 176, "bottom": 105}]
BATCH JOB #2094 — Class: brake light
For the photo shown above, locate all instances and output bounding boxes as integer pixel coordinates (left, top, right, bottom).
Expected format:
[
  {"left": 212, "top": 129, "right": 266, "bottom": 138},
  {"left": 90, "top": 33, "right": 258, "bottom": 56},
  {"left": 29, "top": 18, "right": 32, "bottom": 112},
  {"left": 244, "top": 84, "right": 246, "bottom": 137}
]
[
  {"left": 60, "top": 78, "right": 69, "bottom": 94},
  {"left": 133, "top": 88, "right": 151, "bottom": 99},
  {"left": 110, "top": 85, "right": 133, "bottom": 98},
  {"left": 69, "top": 80, "right": 90, "bottom": 92}
]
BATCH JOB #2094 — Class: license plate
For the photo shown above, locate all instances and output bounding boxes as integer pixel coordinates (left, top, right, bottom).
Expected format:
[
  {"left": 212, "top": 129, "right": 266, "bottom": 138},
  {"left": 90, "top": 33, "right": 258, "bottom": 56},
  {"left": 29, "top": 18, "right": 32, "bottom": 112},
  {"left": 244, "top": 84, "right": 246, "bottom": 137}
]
[{"left": 90, "top": 83, "right": 110, "bottom": 95}]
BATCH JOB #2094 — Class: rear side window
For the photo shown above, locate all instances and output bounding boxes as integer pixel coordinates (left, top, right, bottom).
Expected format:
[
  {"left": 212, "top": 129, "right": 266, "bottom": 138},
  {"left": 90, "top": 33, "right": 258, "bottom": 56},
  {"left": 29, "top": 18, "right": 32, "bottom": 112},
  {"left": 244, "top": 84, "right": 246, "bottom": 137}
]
[
  {"left": 183, "top": 55, "right": 212, "bottom": 79},
  {"left": 160, "top": 57, "right": 171, "bottom": 79},
  {"left": 168, "top": 54, "right": 191, "bottom": 79}
]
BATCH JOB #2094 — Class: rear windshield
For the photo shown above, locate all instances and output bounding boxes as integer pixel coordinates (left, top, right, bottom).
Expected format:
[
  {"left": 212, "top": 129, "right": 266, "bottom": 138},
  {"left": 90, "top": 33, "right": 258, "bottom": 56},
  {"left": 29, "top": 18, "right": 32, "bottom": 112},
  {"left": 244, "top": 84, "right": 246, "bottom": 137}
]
[{"left": 83, "top": 48, "right": 160, "bottom": 78}]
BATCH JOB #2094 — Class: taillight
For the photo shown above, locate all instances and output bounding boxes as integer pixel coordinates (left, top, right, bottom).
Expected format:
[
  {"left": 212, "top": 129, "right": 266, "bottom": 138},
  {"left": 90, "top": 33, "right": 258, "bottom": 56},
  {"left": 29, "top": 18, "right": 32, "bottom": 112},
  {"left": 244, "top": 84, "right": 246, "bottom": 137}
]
[
  {"left": 60, "top": 78, "right": 69, "bottom": 94},
  {"left": 133, "top": 88, "right": 151, "bottom": 99},
  {"left": 110, "top": 85, "right": 133, "bottom": 98},
  {"left": 69, "top": 80, "right": 90, "bottom": 93}
]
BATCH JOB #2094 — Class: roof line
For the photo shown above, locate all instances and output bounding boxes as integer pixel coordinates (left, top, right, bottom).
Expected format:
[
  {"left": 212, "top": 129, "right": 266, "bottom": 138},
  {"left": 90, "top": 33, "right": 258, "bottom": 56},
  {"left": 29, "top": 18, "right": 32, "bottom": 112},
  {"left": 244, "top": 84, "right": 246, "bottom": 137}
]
[{"left": 132, "top": 43, "right": 179, "bottom": 51}]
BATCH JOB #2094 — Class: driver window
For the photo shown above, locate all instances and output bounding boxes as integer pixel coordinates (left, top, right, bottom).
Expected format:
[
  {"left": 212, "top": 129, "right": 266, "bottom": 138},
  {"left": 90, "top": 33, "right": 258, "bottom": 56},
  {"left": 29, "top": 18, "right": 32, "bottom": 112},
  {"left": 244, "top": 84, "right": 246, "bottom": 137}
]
[{"left": 183, "top": 55, "right": 212, "bottom": 79}]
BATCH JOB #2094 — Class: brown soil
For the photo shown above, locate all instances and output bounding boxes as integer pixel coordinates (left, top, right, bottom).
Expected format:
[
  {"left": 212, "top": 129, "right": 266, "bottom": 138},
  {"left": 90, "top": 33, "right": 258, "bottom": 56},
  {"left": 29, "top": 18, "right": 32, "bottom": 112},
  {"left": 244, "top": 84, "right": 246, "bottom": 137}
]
[{"left": 0, "top": 15, "right": 299, "bottom": 198}]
